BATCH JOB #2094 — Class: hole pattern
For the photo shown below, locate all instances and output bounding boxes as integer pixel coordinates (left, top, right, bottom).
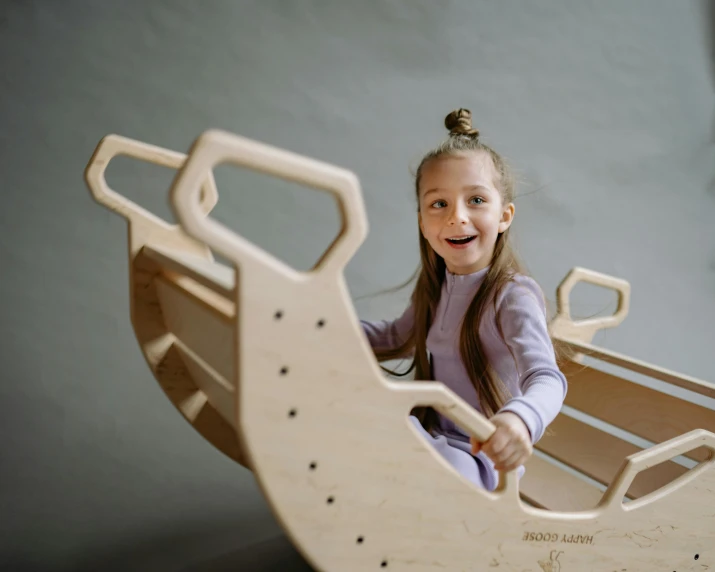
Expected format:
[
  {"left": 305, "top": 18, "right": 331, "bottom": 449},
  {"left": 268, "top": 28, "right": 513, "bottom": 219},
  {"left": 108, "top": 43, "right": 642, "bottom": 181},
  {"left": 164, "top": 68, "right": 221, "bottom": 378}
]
[{"left": 277, "top": 309, "right": 384, "bottom": 565}]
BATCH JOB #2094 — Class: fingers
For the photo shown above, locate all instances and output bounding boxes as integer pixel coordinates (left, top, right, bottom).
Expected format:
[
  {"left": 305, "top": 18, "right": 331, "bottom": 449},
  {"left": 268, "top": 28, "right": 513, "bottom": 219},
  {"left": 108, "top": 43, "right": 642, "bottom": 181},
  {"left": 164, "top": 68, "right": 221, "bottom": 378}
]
[
  {"left": 481, "top": 428, "right": 510, "bottom": 459},
  {"left": 470, "top": 436, "right": 482, "bottom": 455},
  {"left": 490, "top": 448, "right": 528, "bottom": 472},
  {"left": 494, "top": 449, "right": 526, "bottom": 472},
  {"left": 470, "top": 411, "right": 533, "bottom": 471},
  {"left": 481, "top": 428, "right": 532, "bottom": 472}
]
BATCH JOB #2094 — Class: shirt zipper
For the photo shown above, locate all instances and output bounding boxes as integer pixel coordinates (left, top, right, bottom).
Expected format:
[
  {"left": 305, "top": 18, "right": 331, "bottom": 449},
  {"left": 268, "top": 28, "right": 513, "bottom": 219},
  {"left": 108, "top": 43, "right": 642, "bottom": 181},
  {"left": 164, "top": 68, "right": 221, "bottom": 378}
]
[{"left": 441, "top": 273, "right": 455, "bottom": 332}]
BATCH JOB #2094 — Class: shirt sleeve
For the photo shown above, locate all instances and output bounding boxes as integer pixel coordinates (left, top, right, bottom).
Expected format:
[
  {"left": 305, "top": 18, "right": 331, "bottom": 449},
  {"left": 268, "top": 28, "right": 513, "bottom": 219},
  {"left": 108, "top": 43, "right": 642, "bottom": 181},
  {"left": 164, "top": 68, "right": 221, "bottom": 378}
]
[
  {"left": 360, "top": 302, "right": 415, "bottom": 353},
  {"left": 494, "top": 276, "right": 568, "bottom": 444}
]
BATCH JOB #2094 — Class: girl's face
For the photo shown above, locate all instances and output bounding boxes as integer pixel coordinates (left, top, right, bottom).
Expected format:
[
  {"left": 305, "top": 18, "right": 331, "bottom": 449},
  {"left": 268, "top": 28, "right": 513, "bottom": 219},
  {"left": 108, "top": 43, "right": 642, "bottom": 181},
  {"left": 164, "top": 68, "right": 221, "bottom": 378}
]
[{"left": 417, "top": 151, "right": 514, "bottom": 275}]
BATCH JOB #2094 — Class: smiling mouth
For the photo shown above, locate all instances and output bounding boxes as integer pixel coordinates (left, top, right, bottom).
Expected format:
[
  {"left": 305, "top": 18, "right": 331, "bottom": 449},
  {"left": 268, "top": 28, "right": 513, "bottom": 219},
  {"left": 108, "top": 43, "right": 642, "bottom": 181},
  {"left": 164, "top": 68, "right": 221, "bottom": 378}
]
[{"left": 446, "top": 236, "right": 476, "bottom": 245}]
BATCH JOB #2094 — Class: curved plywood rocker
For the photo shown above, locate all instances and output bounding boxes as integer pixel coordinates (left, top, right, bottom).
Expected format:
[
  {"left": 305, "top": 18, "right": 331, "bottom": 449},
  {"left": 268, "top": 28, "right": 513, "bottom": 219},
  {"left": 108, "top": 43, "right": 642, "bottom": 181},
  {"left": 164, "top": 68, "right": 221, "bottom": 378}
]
[{"left": 85, "top": 129, "right": 715, "bottom": 571}]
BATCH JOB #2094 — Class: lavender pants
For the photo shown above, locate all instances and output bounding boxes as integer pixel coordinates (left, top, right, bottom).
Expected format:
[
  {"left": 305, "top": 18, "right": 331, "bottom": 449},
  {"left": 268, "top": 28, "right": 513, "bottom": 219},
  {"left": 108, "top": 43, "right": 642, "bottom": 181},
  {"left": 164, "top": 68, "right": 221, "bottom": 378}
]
[{"left": 409, "top": 415, "right": 519, "bottom": 491}]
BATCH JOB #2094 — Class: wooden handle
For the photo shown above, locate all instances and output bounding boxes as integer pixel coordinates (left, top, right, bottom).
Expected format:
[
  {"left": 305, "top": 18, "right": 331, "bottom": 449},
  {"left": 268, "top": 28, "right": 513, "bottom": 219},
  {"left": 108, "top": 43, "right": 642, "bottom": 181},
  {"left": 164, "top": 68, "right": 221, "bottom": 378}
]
[
  {"left": 395, "top": 381, "right": 521, "bottom": 499},
  {"left": 423, "top": 387, "right": 496, "bottom": 443},
  {"left": 556, "top": 267, "right": 631, "bottom": 330},
  {"left": 169, "top": 129, "right": 368, "bottom": 277},
  {"left": 603, "top": 428, "right": 715, "bottom": 512},
  {"left": 84, "top": 134, "right": 218, "bottom": 223}
]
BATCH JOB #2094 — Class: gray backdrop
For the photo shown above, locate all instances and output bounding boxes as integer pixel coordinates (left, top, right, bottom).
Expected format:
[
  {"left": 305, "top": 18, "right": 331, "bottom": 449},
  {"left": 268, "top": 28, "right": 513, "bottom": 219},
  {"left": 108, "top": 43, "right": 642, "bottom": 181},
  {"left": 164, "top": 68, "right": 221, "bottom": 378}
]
[{"left": 1, "top": 1, "right": 713, "bottom": 570}]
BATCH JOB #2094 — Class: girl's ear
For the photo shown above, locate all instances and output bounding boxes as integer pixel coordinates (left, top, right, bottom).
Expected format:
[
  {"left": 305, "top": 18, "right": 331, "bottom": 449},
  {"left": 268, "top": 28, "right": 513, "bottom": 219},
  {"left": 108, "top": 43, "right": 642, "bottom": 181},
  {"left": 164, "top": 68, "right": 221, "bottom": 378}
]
[{"left": 498, "top": 202, "right": 515, "bottom": 233}]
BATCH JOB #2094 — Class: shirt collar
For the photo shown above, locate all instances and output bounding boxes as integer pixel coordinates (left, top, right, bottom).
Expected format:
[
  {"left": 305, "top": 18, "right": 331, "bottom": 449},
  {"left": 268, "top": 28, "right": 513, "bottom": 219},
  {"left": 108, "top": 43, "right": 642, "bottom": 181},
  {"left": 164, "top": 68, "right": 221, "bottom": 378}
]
[{"left": 445, "top": 265, "right": 490, "bottom": 295}]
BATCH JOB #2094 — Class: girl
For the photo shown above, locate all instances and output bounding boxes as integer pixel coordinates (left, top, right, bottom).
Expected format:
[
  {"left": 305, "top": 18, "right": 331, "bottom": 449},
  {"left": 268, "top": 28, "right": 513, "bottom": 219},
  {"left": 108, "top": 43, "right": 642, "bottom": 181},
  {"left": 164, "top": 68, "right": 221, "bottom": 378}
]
[{"left": 361, "top": 108, "right": 568, "bottom": 491}]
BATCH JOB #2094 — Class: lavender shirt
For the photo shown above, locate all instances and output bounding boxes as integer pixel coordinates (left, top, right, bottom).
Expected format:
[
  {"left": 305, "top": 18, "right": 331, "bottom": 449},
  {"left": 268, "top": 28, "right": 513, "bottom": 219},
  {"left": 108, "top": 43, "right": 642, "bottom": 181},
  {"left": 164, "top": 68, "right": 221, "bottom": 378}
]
[{"left": 361, "top": 266, "right": 567, "bottom": 447}]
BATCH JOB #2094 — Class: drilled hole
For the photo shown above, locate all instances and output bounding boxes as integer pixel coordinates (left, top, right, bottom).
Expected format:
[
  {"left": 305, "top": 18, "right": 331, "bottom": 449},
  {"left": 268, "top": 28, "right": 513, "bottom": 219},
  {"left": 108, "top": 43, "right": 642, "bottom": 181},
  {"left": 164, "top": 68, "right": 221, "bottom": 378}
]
[
  {"left": 280, "top": 366, "right": 289, "bottom": 376},
  {"left": 695, "top": 554, "right": 700, "bottom": 560},
  {"left": 381, "top": 560, "right": 388, "bottom": 568},
  {"left": 356, "top": 536, "right": 364, "bottom": 544},
  {"left": 274, "top": 310, "right": 283, "bottom": 320},
  {"left": 317, "top": 319, "right": 326, "bottom": 328},
  {"left": 309, "top": 462, "right": 317, "bottom": 470},
  {"left": 288, "top": 409, "right": 297, "bottom": 418},
  {"left": 326, "top": 496, "right": 334, "bottom": 504}
]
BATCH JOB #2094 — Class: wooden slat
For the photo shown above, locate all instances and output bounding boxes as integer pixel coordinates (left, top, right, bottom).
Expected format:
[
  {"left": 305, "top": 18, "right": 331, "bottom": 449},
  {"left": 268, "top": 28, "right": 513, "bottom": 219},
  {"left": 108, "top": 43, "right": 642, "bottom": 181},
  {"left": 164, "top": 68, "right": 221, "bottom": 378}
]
[
  {"left": 154, "top": 342, "right": 247, "bottom": 468},
  {"left": 520, "top": 455, "right": 605, "bottom": 511},
  {"left": 535, "top": 414, "right": 688, "bottom": 499},
  {"left": 155, "top": 274, "right": 235, "bottom": 383},
  {"left": 560, "top": 339, "right": 715, "bottom": 399},
  {"left": 561, "top": 360, "right": 715, "bottom": 463},
  {"left": 144, "top": 244, "right": 235, "bottom": 297},
  {"left": 175, "top": 343, "right": 235, "bottom": 426}
]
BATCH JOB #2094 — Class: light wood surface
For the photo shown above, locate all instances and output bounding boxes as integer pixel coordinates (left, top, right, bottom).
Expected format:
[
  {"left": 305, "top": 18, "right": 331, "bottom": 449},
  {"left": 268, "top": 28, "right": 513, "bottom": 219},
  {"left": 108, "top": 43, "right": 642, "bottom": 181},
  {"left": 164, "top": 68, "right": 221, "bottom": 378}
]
[
  {"left": 155, "top": 274, "right": 235, "bottom": 382},
  {"left": 561, "top": 339, "right": 715, "bottom": 399},
  {"left": 519, "top": 455, "right": 607, "bottom": 511},
  {"left": 144, "top": 244, "right": 235, "bottom": 297},
  {"left": 535, "top": 414, "right": 688, "bottom": 498},
  {"left": 560, "top": 360, "right": 714, "bottom": 462},
  {"left": 85, "top": 129, "right": 715, "bottom": 571}
]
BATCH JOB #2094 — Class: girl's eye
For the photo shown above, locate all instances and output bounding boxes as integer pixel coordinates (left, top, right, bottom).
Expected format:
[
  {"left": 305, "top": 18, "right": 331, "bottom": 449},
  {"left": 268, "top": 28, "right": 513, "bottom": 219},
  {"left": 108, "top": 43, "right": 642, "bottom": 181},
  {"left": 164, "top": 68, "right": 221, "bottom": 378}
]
[
  {"left": 431, "top": 200, "right": 447, "bottom": 208},
  {"left": 470, "top": 196, "right": 484, "bottom": 205}
]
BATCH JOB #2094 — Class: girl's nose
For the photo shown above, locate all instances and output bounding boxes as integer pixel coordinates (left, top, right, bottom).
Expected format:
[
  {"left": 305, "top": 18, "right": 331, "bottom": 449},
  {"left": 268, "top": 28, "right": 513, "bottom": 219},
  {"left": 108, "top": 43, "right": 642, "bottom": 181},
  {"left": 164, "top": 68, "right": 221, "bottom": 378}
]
[{"left": 447, "top": 203, "right": 469, "bottom": 225}]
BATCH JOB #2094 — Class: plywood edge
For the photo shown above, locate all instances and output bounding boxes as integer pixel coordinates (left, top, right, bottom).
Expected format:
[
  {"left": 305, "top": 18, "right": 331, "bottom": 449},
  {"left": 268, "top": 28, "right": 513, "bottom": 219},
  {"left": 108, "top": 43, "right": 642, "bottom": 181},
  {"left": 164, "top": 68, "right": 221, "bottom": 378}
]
[
  {"left": 557, "top": 339, "right": 715, "bottom": 399},
  {"left": 158, "top": 271, "right": 235, "bottom": 321},
  {"left": 144, "top": 243, "right": 235, "bottom": 297},
  {"left": 174, "top": 341, "right": 235, "bottom": 425}
]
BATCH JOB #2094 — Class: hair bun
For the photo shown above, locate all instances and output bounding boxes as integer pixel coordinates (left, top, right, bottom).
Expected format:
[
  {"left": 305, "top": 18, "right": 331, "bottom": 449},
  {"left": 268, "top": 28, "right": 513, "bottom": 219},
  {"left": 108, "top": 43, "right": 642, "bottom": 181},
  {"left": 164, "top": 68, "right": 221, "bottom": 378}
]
[{"left": 445, "top": 108, "right": 479, "bottom": 137}]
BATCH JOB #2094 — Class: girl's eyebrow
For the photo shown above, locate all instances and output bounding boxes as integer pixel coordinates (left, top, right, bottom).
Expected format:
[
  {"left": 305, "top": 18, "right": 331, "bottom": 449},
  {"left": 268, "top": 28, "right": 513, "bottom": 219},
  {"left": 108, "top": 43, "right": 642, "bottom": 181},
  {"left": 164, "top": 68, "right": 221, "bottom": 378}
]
[{"left": 423, "top": 184, "right": 490, "bottom": 196}]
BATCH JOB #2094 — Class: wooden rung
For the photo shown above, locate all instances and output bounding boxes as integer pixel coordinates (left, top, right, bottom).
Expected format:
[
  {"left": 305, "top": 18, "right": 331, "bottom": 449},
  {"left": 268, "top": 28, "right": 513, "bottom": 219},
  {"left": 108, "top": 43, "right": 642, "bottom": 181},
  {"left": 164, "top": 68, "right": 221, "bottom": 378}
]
[
  {"left": 152, "top": 341, "right": 247, "bottom": 468},
  {"left": 155, "top": 274, "right": 235, "bottom": 383},
  {"left": 144, "top": 244, "right": 236, "bottom": 297},
  {"left": 561, "top": 360, "right": 715, "bottom": 463},
  {"left": 560, "top": 339, "right": 715, "bottom": 399},
  {"left": 520, "top": 454, "right": 606, "bottom": 512},
  {"left": 534, "top": 414, "right": 688, "bottom": 499},
  {"left": 174, "top": 342, "right": 235, "bottom": 426}
]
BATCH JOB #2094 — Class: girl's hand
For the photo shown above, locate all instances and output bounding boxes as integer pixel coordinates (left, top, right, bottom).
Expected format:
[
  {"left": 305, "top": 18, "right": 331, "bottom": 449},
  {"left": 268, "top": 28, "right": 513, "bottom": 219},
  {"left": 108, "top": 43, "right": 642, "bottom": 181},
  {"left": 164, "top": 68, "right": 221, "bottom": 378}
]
[{"left": 470, "top": 412, "right": 533, "bottom": 472}]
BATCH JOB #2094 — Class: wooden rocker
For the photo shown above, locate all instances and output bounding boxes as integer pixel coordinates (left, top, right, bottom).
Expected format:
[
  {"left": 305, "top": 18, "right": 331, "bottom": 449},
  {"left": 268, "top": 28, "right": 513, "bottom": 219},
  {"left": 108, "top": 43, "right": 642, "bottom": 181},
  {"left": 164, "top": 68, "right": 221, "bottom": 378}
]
[{"left": 85, "top": 128, "right": 715, "bottom": 571}]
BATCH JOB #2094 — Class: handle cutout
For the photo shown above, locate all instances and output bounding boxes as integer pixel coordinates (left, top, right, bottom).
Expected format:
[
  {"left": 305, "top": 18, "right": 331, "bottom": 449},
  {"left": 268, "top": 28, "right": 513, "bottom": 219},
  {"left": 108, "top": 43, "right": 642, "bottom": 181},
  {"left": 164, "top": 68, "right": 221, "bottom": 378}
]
[
  {"left": 170, "top": 129, "right": 368, "bottom": 279},
  {"left": 208, "top": 162, "right": 342, "bottom": 273},
  {"left": 85, "top": 134, "right": 218, "bottom": 226},
  {"left": 602, "top": 429, "right": 715, "bottom": 512},
  {"left": 550, "top": 267, "right": 631, "bottom": 347}
]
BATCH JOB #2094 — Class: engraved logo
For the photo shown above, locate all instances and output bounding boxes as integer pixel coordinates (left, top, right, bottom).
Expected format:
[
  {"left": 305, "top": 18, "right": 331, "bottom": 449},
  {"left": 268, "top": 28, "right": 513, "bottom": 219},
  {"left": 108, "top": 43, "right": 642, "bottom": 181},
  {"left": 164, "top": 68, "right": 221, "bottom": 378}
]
[{"left": 538, "top": 550, "right": 563, "bottom": 572}]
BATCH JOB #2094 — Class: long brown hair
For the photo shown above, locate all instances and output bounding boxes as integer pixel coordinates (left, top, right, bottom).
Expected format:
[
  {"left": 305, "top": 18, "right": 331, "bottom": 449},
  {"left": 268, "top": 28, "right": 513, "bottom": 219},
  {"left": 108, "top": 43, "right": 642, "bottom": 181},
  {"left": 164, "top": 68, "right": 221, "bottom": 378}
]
[{"left": 374, "top": 108, "right": 527, "bottom": 430}]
